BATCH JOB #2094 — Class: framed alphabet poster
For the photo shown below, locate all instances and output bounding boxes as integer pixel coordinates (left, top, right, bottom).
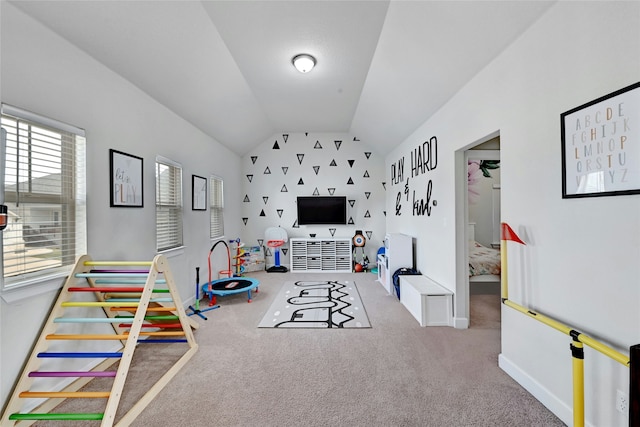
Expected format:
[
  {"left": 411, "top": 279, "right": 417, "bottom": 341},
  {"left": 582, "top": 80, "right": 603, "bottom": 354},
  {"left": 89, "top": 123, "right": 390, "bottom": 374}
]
[
  {"left": 561, "top": 82, "right": 640, "bottom": 198},
  {"left": 110, "top": 149, "right": 143, "bottom": 207}
]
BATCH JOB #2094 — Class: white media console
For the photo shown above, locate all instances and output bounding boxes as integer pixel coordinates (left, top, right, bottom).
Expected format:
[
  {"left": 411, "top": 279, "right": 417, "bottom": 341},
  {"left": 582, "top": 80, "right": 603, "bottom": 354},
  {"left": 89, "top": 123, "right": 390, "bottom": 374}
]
[{"left": 290, "top": 238, "right": 352, "bottom": 273}]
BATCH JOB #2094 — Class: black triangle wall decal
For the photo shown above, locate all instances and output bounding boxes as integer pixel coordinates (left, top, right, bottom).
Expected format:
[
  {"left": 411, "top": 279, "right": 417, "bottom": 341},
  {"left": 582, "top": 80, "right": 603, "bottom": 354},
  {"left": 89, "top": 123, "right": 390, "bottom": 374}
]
[
  {"left": 277, "top": 209, "right": 283, "bottom": 218},
  {"left": 260, "top": 209, "right": 266, "bottom": 217},
  {"left": 313, "top": 187, "right": 320, "bottom": 195},
  {"left": 246, "top": 174, "right": 253, "bottom": 182},
  {"left": 243, "top": 195, "right": 250, "bottom": 202},
  {"left": 313, "top": 166, "right": 320, "bottom": 175},
  {"left": 298, "top": 178, "right": 304, "bottom": 185},
  {"left": 282, "top": 166, "right": 289, "bottom": 175},
  {"left": 349, "top": 199, "right": 356, "bottom": 207},
  {"left": 314, "top": 141, "right": 322, "bottom": 149},
  {"left": 363, "top": 170, "right": 370, "bottom": 178},
  {"left": 263, "top": 196, "right": 269, "bottom": 204},
  {"left": 365, "top": 152, "right": 371, "bottom": 159},
  {"left": 348, "top": 217, "right": 354, "bottom": 225},
  {"left": 242, "top": 217, "right": 248, "bottom": 225},
  {"left": 293, "top": 220, "right": 299, "bottom": 228},
  {"left": 281, "top": 185, "right": 288, "bottom": 192},
  {"left": 328, "top": 188, "right": 335, "bottom": 195},
  {"left": 264, "top": 167, "right": 271, "bottom": 174},
  {"left": 273, "top": 141, "right": 280, "bottom": 149},
  {"left": 334, "top": 140, "right": 342, "bottom": 150},
  {"left": 251, "top": 156, "right": 258, "bottom": 164},
  {"left": 330, "top": 159, "right": 337, "bottom": 166},
  {"left": 258, "top": 239, "right": 264, "bottom": 246},
  {"left": 283, "top": 134, "right": 289, "bottom": 143},
  {"left": 297, "top": 154, "right": 304, "bottom": 164},
  {"left": 364, "top": 210, "right": 371, "bottom": 218},
  {"left": 366, "top": 231, "right": 373, "bottom": 239},
  {"left": 348, "top": 160, "right": 355, "bottom": 168},
  {"left": 365, "top": 192, "right": 371, "bottom": 199},
  {"left": 329, "top": 228, "right": 336, "bottom": 236},
  {"left": 382, "top": 182, "right": 386, "bottom": 190},
  {"left": 347, "top": 177, "right": 354, "bottom": 185},
  {"left": 281, "top": 248, "right": 288, "bottom": 256}
]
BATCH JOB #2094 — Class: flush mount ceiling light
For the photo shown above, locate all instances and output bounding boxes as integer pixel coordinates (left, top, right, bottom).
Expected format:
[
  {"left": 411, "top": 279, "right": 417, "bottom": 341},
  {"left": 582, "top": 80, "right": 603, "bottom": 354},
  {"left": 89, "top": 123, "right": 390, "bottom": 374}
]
[{"left": 292, "top": 54, "right": 316, "bottom": 73}]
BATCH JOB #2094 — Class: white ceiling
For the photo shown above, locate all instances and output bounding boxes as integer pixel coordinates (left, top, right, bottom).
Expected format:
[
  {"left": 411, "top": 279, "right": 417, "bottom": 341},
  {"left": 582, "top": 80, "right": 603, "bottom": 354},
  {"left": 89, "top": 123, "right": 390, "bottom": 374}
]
[{"left": 9, "top": 0, "right": 554, "bottom": 156}]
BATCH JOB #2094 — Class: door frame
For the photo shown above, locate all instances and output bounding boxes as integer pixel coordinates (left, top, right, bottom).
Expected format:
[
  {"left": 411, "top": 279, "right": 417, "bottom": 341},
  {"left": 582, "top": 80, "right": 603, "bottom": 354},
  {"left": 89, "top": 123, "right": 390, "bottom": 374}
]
[{"left": 453, "top": 131, "right": 500, "bottom": 328}]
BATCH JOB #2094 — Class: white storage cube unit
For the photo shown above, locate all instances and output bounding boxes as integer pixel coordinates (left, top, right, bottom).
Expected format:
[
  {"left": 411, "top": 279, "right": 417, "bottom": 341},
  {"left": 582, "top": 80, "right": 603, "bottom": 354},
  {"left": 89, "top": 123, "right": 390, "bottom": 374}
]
[
  {"left": 400, "top": 275, "right": 453, "bottom": 327},
  {"left": 289, "top": 238, "right": 352, "bottom": 273}
]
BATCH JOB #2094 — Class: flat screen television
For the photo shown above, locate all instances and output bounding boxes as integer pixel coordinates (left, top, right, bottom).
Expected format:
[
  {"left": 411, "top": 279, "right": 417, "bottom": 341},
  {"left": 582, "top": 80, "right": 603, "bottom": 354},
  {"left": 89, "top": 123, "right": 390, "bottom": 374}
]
[{"left": 297, "top": 196, "right": 347, "bottom": 225}]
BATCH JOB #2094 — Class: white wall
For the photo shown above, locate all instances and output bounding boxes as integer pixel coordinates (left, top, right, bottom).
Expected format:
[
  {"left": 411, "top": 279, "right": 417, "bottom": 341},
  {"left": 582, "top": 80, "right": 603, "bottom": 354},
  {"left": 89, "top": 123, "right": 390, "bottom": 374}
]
[
  {"left": 386, "top": 2, "right": 639, "bottom": 426},
  {"left": 0, "top": 3, "right": 243, "bottom": 406},
  {"left": 241, "top": 132, "right": 386, "bottom": 266}
]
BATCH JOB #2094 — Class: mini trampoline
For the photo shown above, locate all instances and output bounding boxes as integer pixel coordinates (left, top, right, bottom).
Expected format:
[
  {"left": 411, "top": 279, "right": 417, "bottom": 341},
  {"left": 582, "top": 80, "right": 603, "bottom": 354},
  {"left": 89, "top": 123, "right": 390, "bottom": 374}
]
[{"left": 202, "top": 277, "right": 260, "bottom": 304}]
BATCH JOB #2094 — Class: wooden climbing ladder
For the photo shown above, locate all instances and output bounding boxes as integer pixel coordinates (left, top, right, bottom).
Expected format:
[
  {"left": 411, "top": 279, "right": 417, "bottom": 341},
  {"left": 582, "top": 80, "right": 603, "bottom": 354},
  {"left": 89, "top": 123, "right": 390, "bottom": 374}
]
[{"left": 1, "top": 254, "right": 198, "bottom": 426}]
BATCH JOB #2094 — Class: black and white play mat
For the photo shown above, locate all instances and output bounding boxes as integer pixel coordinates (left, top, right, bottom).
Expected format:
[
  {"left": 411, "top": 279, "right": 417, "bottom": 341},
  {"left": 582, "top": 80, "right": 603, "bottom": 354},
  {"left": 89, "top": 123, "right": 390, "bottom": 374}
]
[{"left": 258, "top": 280, "right": 370, "bottom": 328}]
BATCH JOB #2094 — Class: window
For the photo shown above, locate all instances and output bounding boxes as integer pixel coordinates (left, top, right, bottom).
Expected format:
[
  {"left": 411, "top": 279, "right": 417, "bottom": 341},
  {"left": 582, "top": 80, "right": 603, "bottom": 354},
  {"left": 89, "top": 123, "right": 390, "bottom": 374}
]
[
  {"left": 1, "top": 104, "right": 86, "bottom": 290},
  {"left": 210, "top": 175, "right": 224, "bottom": 239},
  {"left": 155, "top": 156, "right": 183, "bottom": 251}
]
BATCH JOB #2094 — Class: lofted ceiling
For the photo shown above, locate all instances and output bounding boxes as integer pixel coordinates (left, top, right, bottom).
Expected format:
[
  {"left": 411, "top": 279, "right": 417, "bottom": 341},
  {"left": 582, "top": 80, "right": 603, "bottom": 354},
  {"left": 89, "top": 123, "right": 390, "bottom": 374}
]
[{"left": 8, "top": 0, "right": 554, "bottom": 156}]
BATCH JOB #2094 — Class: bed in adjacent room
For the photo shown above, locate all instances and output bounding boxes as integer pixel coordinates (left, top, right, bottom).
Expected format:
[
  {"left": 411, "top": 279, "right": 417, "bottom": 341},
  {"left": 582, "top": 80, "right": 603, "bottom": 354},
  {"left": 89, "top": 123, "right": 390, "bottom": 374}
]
[{"left": 468, "top": 223, "right": 501, "bottom": 295}]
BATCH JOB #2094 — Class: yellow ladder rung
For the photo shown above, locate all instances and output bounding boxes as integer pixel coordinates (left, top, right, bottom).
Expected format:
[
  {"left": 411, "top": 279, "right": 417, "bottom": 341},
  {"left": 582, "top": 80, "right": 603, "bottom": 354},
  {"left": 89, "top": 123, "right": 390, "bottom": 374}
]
[
  {"left": 46, "top": 334, "right": 128, "bottom": 340},
  {"left": 84, "top": 261, "right": 152, "bottom": 266},
  {"left": 19, "top": 391, "right": 110, "bottom": 398},
  {"left": 62, "top": 301, "right": 140, "bottom": 307}
]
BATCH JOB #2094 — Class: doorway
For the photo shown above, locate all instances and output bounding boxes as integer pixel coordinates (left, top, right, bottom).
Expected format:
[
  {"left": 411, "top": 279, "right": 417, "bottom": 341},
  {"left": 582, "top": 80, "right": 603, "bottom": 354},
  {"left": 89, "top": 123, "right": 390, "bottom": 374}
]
[{"left": 454, "top": 132, "right": 501, "bottom": 329}]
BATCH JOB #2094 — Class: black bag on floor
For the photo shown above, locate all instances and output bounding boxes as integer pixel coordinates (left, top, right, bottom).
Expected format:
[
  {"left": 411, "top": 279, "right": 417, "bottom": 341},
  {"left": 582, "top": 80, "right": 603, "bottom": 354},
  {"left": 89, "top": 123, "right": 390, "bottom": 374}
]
[{"left": 392, "top": 267, "right": 420, "bottom": 300}]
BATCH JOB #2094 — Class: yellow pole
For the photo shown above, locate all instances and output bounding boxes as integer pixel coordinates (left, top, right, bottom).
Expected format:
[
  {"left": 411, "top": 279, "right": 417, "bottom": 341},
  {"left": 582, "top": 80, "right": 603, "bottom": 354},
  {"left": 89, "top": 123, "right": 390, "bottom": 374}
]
[
  {"left": 571, "top": 340, "right": 585, "bottom": 427},
  {"left": 500, "top": 237, "right": 508, "bottom": 300},
  {"left": 503, "top": 299, "right": 629, "bottom": 366},
  {"left": 500, "top": 222, "right": 631, "bottom": 427}
]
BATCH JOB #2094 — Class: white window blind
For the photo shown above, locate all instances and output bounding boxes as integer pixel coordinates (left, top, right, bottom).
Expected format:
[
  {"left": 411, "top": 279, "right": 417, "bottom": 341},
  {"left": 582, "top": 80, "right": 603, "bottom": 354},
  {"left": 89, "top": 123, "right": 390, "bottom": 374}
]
[
  {"left": 1, "top": 104, "right": 86, "bottom": 289},
  {"left": 156, "top": 156, "right": 183, "bottom": 251},
  {"left": 210, "top": 175, "right": 224, "bottom": 239}
]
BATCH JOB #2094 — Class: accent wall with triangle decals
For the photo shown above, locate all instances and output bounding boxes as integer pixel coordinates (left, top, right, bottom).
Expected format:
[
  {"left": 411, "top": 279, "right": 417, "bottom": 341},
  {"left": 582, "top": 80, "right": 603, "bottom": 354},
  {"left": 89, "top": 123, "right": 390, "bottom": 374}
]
[{"left": 242, "top": 132, "right": 385, "bottom": 267}]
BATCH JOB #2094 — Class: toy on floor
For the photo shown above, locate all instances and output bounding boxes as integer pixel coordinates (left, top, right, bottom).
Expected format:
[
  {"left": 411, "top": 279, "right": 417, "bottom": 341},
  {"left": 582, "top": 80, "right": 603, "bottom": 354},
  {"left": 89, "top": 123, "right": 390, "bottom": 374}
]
[
  {"left": 187, "top": 266, "right": 219, "bottom": 319},
  {"left": 201, "top": 277, "right": 260, "bottom": 304},
  {"left": 352, "top": 230, "right": 368, "bottom": 272},
  {"left": 265, "top": 226, "right": 288, "bottom": 273},
  {"left": 203, "top": 239, "right": 260, "bottom": 305}
]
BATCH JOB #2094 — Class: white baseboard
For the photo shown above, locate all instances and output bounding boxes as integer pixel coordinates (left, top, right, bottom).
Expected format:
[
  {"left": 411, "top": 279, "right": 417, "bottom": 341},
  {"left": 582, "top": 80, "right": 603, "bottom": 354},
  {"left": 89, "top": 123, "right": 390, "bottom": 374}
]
[
  {"left": 453, "top": 316, "right": 469, "bottom": 329},
  {"left": 498, "top": 353, "right": 592, "bottom": 427}
]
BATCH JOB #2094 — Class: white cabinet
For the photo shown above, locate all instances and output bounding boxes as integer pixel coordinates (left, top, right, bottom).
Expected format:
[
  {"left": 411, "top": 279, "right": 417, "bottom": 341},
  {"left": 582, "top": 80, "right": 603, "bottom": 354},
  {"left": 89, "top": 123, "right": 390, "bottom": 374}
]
[
  {"left": 400, "top": 275, "right": 452, "bottom": 327},
  {"left": 290, "top": 238, "right": 352, "bottom": 273},
  {"left": 378, "top": 233, "right": 413, "bottom": 294}
]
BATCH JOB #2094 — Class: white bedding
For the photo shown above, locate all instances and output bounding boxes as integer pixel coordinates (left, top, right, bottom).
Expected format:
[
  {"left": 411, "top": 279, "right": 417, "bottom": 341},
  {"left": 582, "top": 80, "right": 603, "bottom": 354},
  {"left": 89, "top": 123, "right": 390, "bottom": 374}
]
[{"left": 469, "top": 241, "right": 501, "bottom": 277}]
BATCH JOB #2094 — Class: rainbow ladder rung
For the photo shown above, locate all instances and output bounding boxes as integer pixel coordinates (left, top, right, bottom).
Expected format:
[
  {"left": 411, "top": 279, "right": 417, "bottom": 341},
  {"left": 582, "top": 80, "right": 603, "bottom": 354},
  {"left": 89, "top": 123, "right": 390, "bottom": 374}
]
[{"left": 0, "top": 254, "right": 199, "bottom": 427}]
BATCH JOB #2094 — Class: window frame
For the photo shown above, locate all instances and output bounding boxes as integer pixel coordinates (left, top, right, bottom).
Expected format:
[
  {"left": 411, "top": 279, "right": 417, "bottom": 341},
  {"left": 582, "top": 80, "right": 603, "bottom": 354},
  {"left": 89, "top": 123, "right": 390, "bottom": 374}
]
[
  {"left": 209, "top": 174, "right": 224, "bottom": 240},
  {"left": 155, "top": 155, "right": 183, "bottom": 252},
  {"left": 1, "top": 104, "right": 86, "bottom": 295}
]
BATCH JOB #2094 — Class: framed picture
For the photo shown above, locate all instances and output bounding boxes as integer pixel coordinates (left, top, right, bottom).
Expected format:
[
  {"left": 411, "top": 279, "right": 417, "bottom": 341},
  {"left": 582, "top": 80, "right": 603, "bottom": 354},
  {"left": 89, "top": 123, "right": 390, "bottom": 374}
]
[
  {"left": 561, "top": 82, "right": 640, "bottom": 198},
  {"left": 109, "top": 149, "right": 143, "bottom": 207},
  {"left": 192, "top": 175, "right": 207, "bottom": 211}
]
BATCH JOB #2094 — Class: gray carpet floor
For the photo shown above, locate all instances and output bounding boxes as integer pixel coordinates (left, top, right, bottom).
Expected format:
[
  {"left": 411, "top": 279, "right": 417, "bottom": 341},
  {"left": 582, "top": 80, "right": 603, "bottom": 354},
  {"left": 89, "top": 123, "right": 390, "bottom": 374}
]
[{"left": 30, "top": 270, "right": 564, "bottom": 426}]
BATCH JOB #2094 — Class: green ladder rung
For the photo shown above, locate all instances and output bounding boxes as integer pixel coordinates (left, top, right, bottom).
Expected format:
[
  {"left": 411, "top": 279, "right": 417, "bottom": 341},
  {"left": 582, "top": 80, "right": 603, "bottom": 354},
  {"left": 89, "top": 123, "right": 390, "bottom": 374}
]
[{"left": 9, "top": 412, "right": 104, "bottom": 421}]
